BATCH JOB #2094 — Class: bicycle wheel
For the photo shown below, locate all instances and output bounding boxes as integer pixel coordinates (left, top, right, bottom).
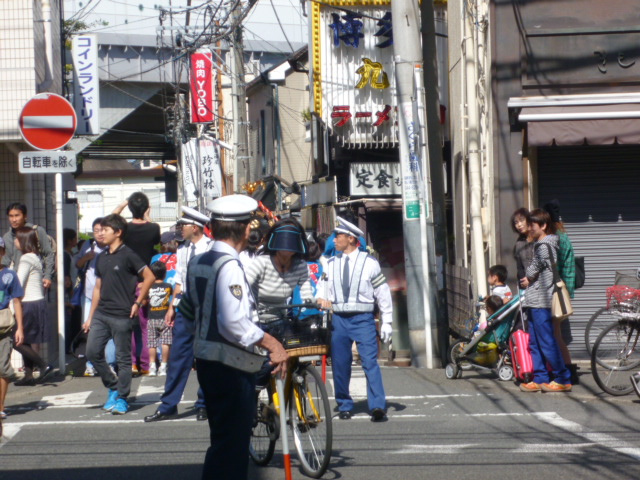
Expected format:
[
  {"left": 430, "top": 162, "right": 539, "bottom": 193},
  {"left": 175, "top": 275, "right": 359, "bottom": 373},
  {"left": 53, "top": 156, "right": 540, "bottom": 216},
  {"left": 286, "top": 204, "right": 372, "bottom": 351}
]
[
  {"left": 249, "top": 385, "right": 277, "bottom": 466},
  {"left": 591, "top": 320, "right": 640, "bottom": 396},
  {"left": 289, "top": 363, "right": 332, "bottom": 478},
  {"left": 584, "top": 307, "right": 620, "bottom": 356}
]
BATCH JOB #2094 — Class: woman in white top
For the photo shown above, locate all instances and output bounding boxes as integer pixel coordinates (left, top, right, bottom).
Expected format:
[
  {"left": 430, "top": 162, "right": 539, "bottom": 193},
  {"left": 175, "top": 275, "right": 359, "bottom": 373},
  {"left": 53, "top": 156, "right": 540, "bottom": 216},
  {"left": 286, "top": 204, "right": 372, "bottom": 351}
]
[{"left": 13, "top": 227, "right": 53, "bottom": 385}]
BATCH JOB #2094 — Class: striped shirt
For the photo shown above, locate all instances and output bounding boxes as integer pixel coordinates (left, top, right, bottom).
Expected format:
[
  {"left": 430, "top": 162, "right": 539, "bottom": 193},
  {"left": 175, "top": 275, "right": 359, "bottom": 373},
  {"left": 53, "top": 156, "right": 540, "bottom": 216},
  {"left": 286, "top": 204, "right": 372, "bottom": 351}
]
[
  {"left": 524, "top": 235, "right": 558, "bottom": 309},
  {"left": 245, "top": 254, "right": 314, "bottom": 320}
]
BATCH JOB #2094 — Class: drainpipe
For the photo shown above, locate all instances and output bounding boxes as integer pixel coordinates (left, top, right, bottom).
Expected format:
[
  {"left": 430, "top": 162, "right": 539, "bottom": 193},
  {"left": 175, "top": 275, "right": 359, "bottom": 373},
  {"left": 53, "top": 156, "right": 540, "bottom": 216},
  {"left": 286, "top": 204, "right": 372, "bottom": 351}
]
[{"left": 271, "top": 83, "right": 282, "bottom": 210}]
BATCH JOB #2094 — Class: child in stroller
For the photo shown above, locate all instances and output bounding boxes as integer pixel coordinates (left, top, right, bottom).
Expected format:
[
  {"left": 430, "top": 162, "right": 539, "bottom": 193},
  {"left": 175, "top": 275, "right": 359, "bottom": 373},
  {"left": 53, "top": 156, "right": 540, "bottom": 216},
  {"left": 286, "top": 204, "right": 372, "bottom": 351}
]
[{"left": 446, "top": 293, "right": 525, "bottom": 381}]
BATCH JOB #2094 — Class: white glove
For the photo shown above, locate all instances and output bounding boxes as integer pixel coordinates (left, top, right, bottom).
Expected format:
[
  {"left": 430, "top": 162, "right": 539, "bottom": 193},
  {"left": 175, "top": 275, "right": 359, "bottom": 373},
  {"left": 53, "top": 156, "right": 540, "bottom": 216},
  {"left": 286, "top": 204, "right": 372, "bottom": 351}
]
[{"left": 380, "top": 323, "right": 392, "bottom": 343}]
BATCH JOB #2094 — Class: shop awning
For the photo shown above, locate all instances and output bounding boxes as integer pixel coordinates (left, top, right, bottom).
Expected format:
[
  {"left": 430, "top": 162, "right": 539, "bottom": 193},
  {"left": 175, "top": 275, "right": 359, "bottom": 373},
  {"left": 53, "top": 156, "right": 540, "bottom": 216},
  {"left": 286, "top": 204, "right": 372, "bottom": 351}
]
[{"left": 508, "top": 94, "right": 640, "bottom": 146}]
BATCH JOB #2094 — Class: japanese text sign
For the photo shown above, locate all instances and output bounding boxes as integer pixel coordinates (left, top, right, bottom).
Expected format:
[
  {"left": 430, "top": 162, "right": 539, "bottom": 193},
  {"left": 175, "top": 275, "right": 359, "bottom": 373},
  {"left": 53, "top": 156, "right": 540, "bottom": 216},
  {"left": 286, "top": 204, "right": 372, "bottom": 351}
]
[
  {"left": 350, "top": 162, "right": 401, "bottom": 196},
  {"left": 190, "top": 52, "right": 215, "bottom": 124},
  {"left": 312, "top": 1, "right": 396, "bottom": 148},
  {"left": 181, "top": 137, "right": 222, "bottom": 205},
  {"left": 19, "top": 151, "right": 77, "bottom": 174},
  {"left": 72, "top": 35, "right": 100, "bottom": 135}
]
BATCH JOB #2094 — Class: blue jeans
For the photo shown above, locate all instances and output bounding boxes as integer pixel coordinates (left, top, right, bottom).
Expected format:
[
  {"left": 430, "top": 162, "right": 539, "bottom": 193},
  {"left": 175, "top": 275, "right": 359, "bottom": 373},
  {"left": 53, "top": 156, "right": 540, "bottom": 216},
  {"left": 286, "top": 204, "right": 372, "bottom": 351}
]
[
  {"left": 528, "top": 308, "right": 571, "bottom": 384},
  {"left": 331, "top": 312, "right": 386, "bottom": 412}
]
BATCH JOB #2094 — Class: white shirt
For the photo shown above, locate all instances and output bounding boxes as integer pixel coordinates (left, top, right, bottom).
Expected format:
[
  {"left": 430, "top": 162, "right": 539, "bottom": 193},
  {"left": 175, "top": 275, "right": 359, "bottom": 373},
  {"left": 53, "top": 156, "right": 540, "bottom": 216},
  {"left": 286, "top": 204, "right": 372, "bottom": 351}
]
[
  {"left": 174, "top": 235, "right": 214, "bottom": 287},
  {"left": 212, "top": 241, "right": 264, "bottom": 348},
  {"left": 16, "top": 253, "right": 45, "bottom": 302},
  {"left": 317, "top": 249, "right": 393, "bottom": 324}
]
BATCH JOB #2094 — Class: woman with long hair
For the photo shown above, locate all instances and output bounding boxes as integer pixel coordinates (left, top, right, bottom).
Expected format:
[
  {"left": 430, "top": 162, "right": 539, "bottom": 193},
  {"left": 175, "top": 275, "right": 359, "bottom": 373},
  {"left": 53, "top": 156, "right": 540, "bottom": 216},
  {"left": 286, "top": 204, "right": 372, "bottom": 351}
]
[
  {"left": 13, "top": 227, "right": 53, "bottom": 385},
  {"left": 511, "top": 207, "right": 534, "bottom": 285}
]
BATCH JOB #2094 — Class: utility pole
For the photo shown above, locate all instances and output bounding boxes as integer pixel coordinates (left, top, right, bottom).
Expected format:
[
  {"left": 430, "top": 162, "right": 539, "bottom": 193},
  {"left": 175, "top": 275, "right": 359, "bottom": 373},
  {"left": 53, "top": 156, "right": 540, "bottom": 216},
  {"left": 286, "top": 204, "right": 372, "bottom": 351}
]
[
  {"left": 421, "top": 1, "right": 450, "bottom": 365},
  {"left": 392, "top": 0, "right": 438, "bottom": 368},
  {"left": 229, "top": 4, "right": 248, "bottom": 193}
]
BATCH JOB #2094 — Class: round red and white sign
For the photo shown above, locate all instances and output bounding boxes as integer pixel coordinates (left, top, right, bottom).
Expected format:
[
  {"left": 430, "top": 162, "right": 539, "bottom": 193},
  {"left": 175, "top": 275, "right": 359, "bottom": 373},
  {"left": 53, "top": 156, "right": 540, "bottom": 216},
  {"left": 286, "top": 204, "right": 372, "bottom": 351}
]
[{"left": 18, "top": 93, "right": 77, "bottom": 151}]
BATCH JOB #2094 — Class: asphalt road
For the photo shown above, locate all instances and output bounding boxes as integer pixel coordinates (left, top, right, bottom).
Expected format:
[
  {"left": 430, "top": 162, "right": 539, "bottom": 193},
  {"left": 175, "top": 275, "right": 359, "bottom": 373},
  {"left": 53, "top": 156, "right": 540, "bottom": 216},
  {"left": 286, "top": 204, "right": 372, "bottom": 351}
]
[{"left": 2, "top": 362, "right": 640, "bottom": 480}]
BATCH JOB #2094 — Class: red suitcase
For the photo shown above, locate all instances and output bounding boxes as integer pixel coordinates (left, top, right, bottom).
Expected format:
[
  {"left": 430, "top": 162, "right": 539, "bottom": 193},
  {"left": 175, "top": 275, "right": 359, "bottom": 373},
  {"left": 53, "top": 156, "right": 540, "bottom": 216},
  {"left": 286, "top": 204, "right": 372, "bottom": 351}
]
[{"left": 510, "top": 330, "right": 534, "bottom": 383}]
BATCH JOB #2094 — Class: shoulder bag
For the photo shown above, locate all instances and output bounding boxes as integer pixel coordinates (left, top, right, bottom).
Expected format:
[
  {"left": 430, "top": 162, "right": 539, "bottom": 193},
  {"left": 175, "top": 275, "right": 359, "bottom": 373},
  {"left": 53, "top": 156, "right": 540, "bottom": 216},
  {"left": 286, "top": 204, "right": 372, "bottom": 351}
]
[{"left": 544, "top": 243, "right": 573, "bottom": 320}]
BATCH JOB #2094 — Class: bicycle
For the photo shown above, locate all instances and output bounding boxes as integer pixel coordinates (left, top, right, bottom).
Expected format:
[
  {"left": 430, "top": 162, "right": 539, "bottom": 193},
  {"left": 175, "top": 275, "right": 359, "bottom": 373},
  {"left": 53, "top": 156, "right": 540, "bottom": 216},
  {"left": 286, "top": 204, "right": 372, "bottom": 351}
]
[
  {"left": 590, "top": 273, "right": 640, "bottom": 396},
  {"left": 584, "top": 270, "right": 640, "bottom": 355},
  {"left": 249, "top": 304, "right": 333, "bottom": 478}
]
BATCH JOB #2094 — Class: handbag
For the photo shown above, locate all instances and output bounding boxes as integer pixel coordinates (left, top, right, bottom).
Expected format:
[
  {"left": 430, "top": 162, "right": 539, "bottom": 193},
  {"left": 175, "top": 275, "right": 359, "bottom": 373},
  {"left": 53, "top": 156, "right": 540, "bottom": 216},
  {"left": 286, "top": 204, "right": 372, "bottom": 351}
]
[
  {"left": 71, "top": 276, "right": 84, "bottom": 307},
  {"left": 544, "top": 243, "right": 574, "bottom": 320},
  {"left": 0, "top": 308, "right": 15, "bottom": 337}
]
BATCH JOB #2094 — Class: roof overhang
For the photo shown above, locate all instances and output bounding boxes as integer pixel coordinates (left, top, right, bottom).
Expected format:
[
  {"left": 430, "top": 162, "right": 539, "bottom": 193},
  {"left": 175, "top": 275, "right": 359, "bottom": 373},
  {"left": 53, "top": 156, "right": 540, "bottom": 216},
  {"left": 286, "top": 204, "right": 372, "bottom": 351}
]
[{"left": 508, "top": 93, "right": 640, "bottom": 146}]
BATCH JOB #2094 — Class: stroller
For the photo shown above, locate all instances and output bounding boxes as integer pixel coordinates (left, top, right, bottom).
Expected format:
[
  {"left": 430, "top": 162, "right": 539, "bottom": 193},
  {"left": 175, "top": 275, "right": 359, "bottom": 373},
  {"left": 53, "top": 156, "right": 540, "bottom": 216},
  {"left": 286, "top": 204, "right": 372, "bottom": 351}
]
[{"left": 445, "top": 292, "right": 525, "bottom": 381}]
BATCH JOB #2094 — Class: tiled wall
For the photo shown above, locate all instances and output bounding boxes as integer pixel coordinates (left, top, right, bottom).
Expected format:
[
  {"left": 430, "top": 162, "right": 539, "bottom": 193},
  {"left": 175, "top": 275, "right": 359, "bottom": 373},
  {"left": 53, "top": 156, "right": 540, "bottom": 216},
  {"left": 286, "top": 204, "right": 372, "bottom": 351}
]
[{"left": 0, "top": 1, "right": 37, "bottom": 141}]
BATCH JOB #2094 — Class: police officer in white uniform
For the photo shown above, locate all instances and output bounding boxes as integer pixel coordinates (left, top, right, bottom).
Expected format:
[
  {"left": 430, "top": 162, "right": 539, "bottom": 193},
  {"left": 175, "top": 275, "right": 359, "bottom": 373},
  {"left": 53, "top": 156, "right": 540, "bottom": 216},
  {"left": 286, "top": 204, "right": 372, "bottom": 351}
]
[
  {"left": 145, "top": 206, "right": 213, "bottom": 422},
  {"left": 317, "top": 217, "right": 393, "bottom": 422},
  {"left": 180, "top": 195, "right": 289, "bottom": 480}
]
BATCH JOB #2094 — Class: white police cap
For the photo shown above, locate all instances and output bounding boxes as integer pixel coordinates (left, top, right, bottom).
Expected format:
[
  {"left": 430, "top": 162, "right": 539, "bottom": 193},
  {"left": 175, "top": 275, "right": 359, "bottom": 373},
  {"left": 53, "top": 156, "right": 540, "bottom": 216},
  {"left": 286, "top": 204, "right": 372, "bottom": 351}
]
[
  {"left": 334, "top": 217, "right": 364, "bottom": 238},
  {"left": 177, "top": 206, "right": 209, "bottom": 228},
  {"left": 207, "top": 194, "right": 258, "bottom": 222}
]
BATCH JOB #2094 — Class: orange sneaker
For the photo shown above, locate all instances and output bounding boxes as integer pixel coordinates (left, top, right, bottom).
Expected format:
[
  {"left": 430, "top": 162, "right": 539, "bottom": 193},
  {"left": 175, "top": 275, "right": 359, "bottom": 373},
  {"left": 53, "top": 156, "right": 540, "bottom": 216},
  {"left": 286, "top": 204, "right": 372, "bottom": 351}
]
[
  {"left": 541, "top": 381, "right": 572, "bottom": 392},
  {"left": 519, "top": 382, "right": 541, "bottom": 392}
]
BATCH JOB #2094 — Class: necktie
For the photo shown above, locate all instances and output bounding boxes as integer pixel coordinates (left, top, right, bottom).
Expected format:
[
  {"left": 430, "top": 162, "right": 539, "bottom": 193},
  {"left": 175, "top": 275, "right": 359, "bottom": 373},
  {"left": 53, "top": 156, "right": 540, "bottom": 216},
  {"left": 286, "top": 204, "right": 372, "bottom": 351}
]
[
  {"left": 342, "top": 256, "right": 350, "bottom": 300},
  {"left": 188, "top": 243, "right": 196, "bottom": 264}
]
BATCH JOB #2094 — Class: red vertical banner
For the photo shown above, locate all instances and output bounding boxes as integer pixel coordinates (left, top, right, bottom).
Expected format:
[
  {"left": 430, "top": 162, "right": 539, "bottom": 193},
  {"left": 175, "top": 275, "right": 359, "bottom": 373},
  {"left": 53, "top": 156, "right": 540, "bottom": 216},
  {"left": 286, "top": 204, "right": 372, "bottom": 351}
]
[{"left": 190, "top": 52, "right": 214, "bottom": 123}]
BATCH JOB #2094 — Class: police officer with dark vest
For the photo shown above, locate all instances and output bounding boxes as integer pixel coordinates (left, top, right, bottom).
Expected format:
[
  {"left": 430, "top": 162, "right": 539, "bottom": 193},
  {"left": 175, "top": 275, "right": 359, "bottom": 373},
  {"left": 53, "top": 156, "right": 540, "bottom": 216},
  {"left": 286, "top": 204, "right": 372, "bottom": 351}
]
[
  {"left": 317, "top": 217, "right": 393, "bottom": 422},
  {"left": 179, "top": 194, "right": 289, "bottom": 480}
]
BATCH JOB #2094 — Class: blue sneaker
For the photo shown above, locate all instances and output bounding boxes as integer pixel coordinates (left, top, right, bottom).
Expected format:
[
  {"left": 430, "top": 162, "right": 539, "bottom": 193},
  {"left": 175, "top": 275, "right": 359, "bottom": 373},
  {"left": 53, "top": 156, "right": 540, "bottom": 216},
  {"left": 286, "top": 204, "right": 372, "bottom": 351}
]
[
  {"left": 111, "top": 397, "right": 129, "bottom": 415},
  {"left": 103, "top": 389, "right": 118, "bottom": 411}
]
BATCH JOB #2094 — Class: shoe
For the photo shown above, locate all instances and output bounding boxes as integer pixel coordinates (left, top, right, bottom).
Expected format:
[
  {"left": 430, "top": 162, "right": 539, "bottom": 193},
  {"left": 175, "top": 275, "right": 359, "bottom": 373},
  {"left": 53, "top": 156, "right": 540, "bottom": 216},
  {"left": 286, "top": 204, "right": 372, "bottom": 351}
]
[
  {"left": 103, "top": 389, "right": 119, "bottom": 411},
  {"left": 157, "top": 363, "right": 167, "bottom": 376},
  {"left": 0, "top": 411, "right": 6, "bottom": 420},
  {"left": 370, "top": 408, "right": 387, "bottom": 422},
  {"left": 541, "top": 381, "right": 572, "bottom": 392},
  {"left": 14, "top": 376, "right": 36, "bottom": 386},
  {"left": 519, "top": 382, "right": 541, "bottom": 392},
  {"left": 631, "top": 373, "right": 640, "bottom": 398},
  {"left": 84, "top": 366, "right": 96, "bottom": 377},
  {"left": 139, "top": 369, "right": 150, "bottom": 376},
  {"left": 144, "top": 409, "right": 177, "bottom": 423},
  {"left": 338, "top": 411, "right": 352, "bottom": 420},
  {"left": 196, "top": 407, "right": 208, "bottom": 421},
  {"left": 149, "top": 364, "right": 157, "bottom": 376},
  {"left": 132, "top": 365, "right": 139, "bottom": 374},
  {"left": 111, "top": 397, "right": 129, "bottom": 415},
  {"left": 37, "top": 365, "right": 54, "bottom": 383}
]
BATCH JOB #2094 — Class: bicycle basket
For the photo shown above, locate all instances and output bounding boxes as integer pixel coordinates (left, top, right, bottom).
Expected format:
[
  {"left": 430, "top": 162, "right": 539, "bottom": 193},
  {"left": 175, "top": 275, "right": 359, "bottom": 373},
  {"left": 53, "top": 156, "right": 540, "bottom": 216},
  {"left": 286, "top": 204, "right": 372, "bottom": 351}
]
[
  {"left": 606, "top": 285, "right": 640, "bottom": 317},
  {"left": 279, "top": 315, "right": 331, "bottom": 357}
]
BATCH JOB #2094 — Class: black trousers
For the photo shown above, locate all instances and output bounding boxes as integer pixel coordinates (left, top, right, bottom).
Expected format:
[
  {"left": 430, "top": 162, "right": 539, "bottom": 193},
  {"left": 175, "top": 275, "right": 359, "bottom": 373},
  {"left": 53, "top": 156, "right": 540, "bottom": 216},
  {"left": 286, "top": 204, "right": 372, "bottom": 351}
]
[{"left": 196, "top": 359, "right": 256, "bottom": 480}]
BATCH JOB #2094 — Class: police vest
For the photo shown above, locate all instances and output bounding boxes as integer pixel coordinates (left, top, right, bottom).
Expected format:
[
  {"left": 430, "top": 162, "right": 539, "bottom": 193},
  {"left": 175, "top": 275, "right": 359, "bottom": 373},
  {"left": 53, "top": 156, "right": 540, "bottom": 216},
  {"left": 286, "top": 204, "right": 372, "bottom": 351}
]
[
  {"left": 332, "top": 251, "right": 375, "bottom": 313},
  {"left": 187, "top": 250, "right": 265, "bottom": 373}
]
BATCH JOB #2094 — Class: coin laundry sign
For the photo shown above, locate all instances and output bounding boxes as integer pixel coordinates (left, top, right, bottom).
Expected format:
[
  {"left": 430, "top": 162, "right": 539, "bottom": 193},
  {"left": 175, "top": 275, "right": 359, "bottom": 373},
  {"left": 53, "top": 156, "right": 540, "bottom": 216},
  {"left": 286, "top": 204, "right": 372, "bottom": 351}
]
[{"left": 189, "top": 52, "right": 214, "bottom": 123}]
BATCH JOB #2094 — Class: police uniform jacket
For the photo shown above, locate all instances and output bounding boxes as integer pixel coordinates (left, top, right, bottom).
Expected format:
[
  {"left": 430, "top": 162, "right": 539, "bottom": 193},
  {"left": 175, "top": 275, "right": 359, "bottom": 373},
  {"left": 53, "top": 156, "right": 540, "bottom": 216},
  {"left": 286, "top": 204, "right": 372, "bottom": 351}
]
[
  {"left": 181, "top": 241, "right": 265, "bottom": 373},
  {"left": 317, "top": 249, "right": 393, "bottom": 323}
]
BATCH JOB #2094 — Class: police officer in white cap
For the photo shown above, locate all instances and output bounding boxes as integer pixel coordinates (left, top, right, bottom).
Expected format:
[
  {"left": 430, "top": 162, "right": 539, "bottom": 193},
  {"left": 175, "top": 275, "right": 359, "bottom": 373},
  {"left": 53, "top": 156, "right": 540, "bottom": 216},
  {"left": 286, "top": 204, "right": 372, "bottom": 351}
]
[
  {"left": 180, "top": 194, "right": 288, "bottom": 480},
  {"left": 317, "top": 217, "right": 393, "bottom": 422},
  {"left": 145, "top": 206, "right": 213, "bottom": 423}
]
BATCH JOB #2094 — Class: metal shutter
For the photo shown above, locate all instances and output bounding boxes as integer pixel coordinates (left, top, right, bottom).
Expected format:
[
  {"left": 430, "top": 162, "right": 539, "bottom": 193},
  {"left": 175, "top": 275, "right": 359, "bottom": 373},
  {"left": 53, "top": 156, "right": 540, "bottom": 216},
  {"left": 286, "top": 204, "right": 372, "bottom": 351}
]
[{"left": 537, "top": 145, "right": 640, "bottom": 359}]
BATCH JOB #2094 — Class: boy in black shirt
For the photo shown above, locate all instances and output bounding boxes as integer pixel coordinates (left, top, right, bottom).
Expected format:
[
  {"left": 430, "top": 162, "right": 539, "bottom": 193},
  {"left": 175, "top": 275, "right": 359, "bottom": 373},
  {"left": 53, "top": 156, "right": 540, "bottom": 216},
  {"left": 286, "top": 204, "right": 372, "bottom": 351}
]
[
  {"left": 146, "top": 262, "right": 173, "bottom": 376},
  {"left": 84, "top": 214, "right": 155, "bottom": 415}
]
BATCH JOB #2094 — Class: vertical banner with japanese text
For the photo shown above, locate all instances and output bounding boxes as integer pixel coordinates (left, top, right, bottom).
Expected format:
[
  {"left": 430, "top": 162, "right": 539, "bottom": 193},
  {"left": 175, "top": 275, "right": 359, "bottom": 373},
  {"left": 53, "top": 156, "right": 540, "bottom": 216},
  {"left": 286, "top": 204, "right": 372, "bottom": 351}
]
[
  {"left": 189, "top": 52, "right": 214, "bottom": 124},
  {"left": 181, "top": 137, "right": 222, "bottom": 207},
  {"left": 72, "top": 35, "right": 100, "bottom": 135}
]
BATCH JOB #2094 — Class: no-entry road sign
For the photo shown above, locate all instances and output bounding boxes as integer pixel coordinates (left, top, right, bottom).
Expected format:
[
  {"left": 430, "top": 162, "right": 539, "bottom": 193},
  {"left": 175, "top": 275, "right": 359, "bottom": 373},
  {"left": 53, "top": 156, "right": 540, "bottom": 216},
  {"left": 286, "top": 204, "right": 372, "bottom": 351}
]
[{"left": 18, "top": 93, "right": 77, "bottom": 151}]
